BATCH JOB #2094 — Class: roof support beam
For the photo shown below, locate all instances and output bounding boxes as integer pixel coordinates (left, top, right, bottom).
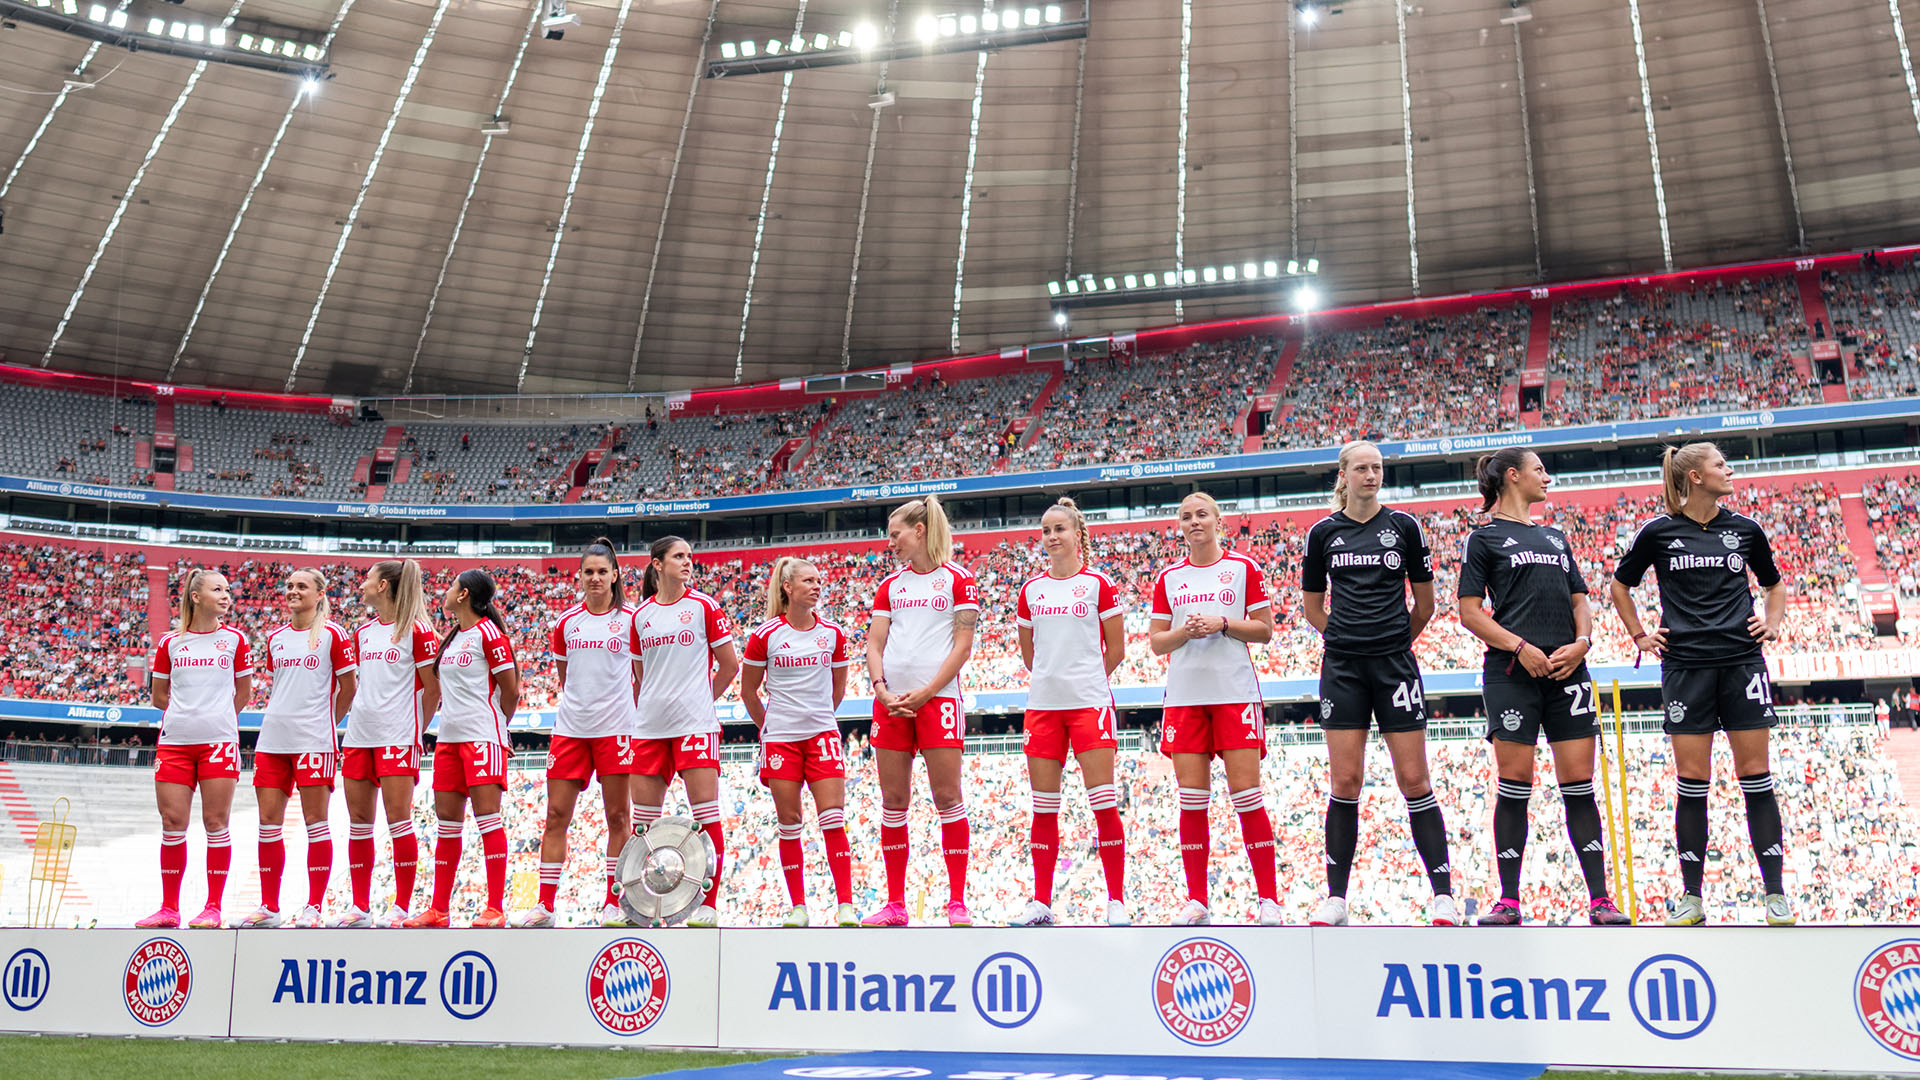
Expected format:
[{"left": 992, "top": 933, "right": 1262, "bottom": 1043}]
[
  {"left": 1752, "top": 0, "right": 1803, "bottom": 253},
  {"left": 1392, "top": 0, "right": 1419, "bottom": 296},
  {"left": 1061, "top": 36, "right": 1085, "bottom": 280},
  {"left": 1172, "top": 0, "right": 1190, "bottom": 322},
  {"left": 1287, "top": 9, "right": 1297, "bottom": 262},
  {"left": 1624, "top": 0, "right": 1673, "bottom": 271},
  {"left": 284, "top": 0, "right": 454, "bottom": 391},
  {"left": 1886, "top": 0, "right": 1920, "bottom": 145},
  {"left": 949, "top": 5, "right": 991, "bottom": 352},
  {"left": 1511, "top": 21, "right": 1542, "bottom": 280},
  {"left": 841, "top": 0, "right": 899, "bottom": 369},
  {"left": 735, "top": 0, "right": 810, "bottom": 382},
  {"left": 519, "top": 0, "right": 639, "bottom": 390},
  {"left": 169, "top": 0, "right": 357, "bottom": 380},
  {"left": 627, "top": 0, "right": 718, "bottom": 391},
  {"left": 405, "top": 0, "right": 542, "bottom": 393},
  {"left": 43, "top": 0, "right": 248, "bottom": 367}
]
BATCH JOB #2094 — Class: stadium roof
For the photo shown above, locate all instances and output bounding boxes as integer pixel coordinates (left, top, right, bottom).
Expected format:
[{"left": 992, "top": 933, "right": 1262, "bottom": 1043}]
[{"left": 0, "top": 0, "right": 1916, "bottom": 398}]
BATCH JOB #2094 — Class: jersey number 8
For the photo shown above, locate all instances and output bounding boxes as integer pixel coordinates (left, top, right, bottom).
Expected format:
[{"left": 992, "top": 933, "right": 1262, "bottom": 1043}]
[{"left": 940, "top": 700, "right": 959, "bottom": 733}]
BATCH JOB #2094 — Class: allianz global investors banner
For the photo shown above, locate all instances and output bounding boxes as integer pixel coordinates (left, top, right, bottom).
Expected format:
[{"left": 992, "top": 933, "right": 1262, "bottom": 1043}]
[{"left": 7, "top": 926, "right": 1920, "bottom": 1071}]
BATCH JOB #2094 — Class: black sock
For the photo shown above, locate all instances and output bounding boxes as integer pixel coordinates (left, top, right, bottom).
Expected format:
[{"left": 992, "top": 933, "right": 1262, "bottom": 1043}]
[
  {"left": 1405, "top": 790, "right": 1452, "bottom": 896},
  {"left": 1740, "top": 772, "right": 1785, "bottom": 895},
  {"left": 1559, "top": 780, "right": 1609, "bottom": 899},
  {"left": 1494, "top": 778, "right": 1532, "bottom": 900},
  {"left": 1676, "top": 776, "right": 1710, "bottom": 897},
  {"left": 1324, "top": 794, "right": 1359, "bottom": 898}
]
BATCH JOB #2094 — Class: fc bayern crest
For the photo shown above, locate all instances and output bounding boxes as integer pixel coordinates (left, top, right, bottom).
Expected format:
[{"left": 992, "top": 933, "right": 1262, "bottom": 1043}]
[
  {"left": 1721, "top": 532, "right": 1740, "bottom": 550},
  {"left": 1378, "top": 528, "right": 1398, "bottom": 548},
  {"left": 585, "top": 938, "right": 671, "bottom": 1036},
  {"left": 1855, "top": 940, "right": 1920, "bottom": 1059},
  {"left": 1152, "top": 938, "right": 1254, "bottom": 1046},
  {"left": 815, "top": 634, "right": 833, "bottom": 650},
  {"left": 1073, "top": 583, "right": 1090, "bottom": 598},
  {"left": 1217, "top": 569, "right": 1234, "bottom": 584},
  {"left": 1547, "top": 534, "right": 1565, "bottom": 551},
  {"left": 124, "top": 937, "right": 192, "bottom": 1027}
]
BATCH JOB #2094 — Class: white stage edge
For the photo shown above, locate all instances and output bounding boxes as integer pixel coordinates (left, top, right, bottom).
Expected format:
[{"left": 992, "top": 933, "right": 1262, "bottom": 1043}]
[{"left": 1, "top": 926, "right": 1916, "bottom": 1072}]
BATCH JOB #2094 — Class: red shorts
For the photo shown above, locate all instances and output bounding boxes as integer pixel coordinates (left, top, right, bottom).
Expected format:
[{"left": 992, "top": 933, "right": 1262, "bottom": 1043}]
[
  {"left": 340, "top": 744, "right": 420, "bottom": 783},
  {"left": 1023, "top": 706, "right": 1117, "bottom": 762},
  {"left": 547, "top": 734, "right": 639, "bottom": 783},
  {"left": 631, "top": 732, "right": 720, "bottom": 781},
  {"left": 253, "top": 750, "right": 338, "bottom": 793},
  {"left": 760, "top": 731, "right": 847, "bottom": 784},
  {"left": 432, "top": 740, "right": 508, "bottom": 794},
  {"left": 155, "top": 742, "right": 240, "bottom": 788},
  {"left": 870, "top": 697, "right": 965, "bottom": 754},
  {"left": 1160, "top": 702, "right": 1267, "bottom": 758}
]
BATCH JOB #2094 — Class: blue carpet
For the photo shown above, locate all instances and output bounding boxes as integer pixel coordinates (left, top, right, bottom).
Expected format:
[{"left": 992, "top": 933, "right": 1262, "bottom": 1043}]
[{"left": 631, "top": 1050, "right": 1547, "bottom": 1080}]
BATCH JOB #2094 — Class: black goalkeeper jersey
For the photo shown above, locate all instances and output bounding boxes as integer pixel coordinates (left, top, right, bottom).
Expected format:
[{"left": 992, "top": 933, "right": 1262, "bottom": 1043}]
[
  {"left": 1612, "top": 508, "right": 1781, "bottom": 669},
  {"left": 1301, "top": 506, "right": 1434, "bottom": 655},
  {"left": 1458, "top": 518, "right": 1587, "bottom": 667}
]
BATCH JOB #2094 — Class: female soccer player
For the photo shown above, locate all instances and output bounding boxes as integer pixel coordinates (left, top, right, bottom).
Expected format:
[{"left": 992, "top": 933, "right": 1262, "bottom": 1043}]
[
  {"left": 522, "top": 538, "right": 638, "bottom": 928},
  {"left": 138, "top": 569, "right": 253, "bottom": 930},
  {"left": 1301, "top": 441, "right": 1455, "bottom": 927},
  {"left": 240, "top": 569, "right": 356, "bottom": 929},
  {"left": 629, "top": 535, "right": 740, "bottom": 928},
  {"left": 1009, "top": 497, "right": 1129, "bottom": 927},
  {"left": 341, "top": 559, "right": 439, "bottom": 927},
  {"left": 741, "top": 556, "right": 855, "bottom": 927},
  {"left": 405, "top": 569, "right": 518, "bottom": 928},
  {"left": 1150, "top": 490, "right": 1280, "bottom": 927},
  {"left": 863, "top": 494, "right": 979, "bottom": 927},
  {"left": 1609, "top": 442, "right": 1793, "bottom": 926},
  {"left": 1458, "top": 448, "right": 1630, "bottom": 926}
]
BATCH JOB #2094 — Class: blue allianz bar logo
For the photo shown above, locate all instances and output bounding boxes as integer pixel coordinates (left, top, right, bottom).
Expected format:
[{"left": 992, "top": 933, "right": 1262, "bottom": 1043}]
[
  {"left": 1628, "top": 954, "right": 1715, "bottom": 1039},
  {"left": 3, "top": 948, "right": 48, "bottom": 1011},
  {"left": 971, "top": 952, "right": 1041, "bottom": 1028},
  {"left": 440, "top": 950, "right": 497, "bottom": 1020}
]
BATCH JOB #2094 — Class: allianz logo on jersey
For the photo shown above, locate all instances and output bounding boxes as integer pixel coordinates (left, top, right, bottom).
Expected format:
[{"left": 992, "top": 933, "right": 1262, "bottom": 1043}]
[
  {"left": 269, "top": 949, "right": 497, "bottom": 1019},
  {"left": 1374, "top": 953, "right": 1714, "bottom": 1039},
  {"left": 768, "top": 951, "right": 1041, "bottom": 1028}
]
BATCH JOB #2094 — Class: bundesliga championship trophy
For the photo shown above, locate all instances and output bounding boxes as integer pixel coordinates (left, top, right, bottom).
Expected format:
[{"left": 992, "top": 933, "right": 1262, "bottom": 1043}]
[{"left": 616, "top": 815, "right": 717, "bottom": 927}]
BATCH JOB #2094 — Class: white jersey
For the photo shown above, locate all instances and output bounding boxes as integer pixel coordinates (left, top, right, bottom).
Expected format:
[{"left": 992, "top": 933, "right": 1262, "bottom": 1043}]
[
  {"left": 1151, "top": 551, "right": 1269, "bottom": 707},
  {"left": 1017, "top": 568, "right": 1123, "bottom": 710},
  {"left": 871, "top": 561, "right": 978, "bottom": 701},
  {"left": 151, "top": 625, "right": 253, "bottom": 746},
  {"left": 256, "top": 620, "right": 357, "bottom": 755},
  {"left": 631, "top": 590, "right": 732, "bottom": 738},
  {"left": 743, "top": 614, "right": 850, "bottom": 741},
  {"left": 551, "top": 602, "right": 639, "bottom": 739},
  {"left": 435, "top": 619, "right": 517, "bottom": 745},
  {"left": 344, "top": 620, "right": 438, "bottom": 749}
]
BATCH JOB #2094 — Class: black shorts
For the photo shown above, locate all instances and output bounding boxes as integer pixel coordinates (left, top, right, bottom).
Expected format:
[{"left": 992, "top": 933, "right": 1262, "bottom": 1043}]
[
  {"left": 1318, "top": 649, "right": 1427, "bottom": 734},
  {"left": 1483, "top": 666, "right": 1601, "bottom": 745},
  {"left": 1661, "top": 661, "right": 1777, "bottom": 735}
]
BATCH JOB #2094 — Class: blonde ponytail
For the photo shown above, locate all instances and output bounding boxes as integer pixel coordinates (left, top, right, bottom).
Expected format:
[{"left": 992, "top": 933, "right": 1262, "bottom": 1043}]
[
  {"left": 177, "top": 568, "right": 214, "bottom": 629},
  {"left": 765, "top": 556, "right": 814, "bottom": 619},
  {"left": 1332, "top": 440, "right": 1377, "bottom": 511},
  {"left": 372, "top": 558, "right": 430, "bottom": 643},
  {"left": 891, "top": 494, "right": 954, "bottom": 567},
  {"left": 1661, "top": 442, "right": 1719, "bottom": 515}
]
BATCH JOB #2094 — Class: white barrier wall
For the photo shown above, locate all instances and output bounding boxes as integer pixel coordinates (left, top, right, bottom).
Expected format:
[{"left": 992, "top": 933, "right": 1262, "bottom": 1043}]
[{"left": 5, "top": 927, "right": 1920, "bottom": 1073}]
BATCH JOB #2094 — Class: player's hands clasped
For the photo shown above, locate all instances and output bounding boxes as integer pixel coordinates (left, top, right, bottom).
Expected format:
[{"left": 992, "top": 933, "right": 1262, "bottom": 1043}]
[
  {"left": 1545, "top": 638, "right": 1588, "bottom": 680},
  {"left": 889, "top": 685, "right": 935, "bottom": 717},
  {"left": 1514, "top": 640, "right": 1552, "bottom": 678},
  {"left": 1181, "top": 613, "right": 1225, "bottom": 640}
]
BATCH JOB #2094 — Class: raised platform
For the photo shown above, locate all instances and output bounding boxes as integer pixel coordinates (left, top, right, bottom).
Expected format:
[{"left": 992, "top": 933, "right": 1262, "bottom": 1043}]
[{"left": 0, "top": 926, "right": 1914, "bottom": 1073}]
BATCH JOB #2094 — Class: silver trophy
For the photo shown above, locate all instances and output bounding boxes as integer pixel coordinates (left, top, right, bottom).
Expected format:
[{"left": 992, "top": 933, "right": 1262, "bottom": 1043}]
[{"left": 616, "top": 815, "right": 716, "bottom": 927}]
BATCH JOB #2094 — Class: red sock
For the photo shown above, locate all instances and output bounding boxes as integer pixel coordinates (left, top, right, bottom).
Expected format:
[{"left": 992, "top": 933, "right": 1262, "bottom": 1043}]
[
  {"left": 604, "top": 853, "right": 620, "bottom": 908},
  {"left": 1088, "top": 783, "right": 1126, "bottom": 902},
  {"left": 204, "top": 829, "right": 232, "bottom": 909},
  {"left": 939, "top": 806, "right": 969, "bottom": 904},
  {"left": 160, "top": 831, "right": 187, "bottom": 911},
  {"left": 691, "top": 799, "right": 724, "bottom": 911},
  {"left": 390, "top": 821, "right": 418, "bottom": 913},
  {"left": 304, "top": 821, "right": 331, "bottom": 908},
  {"left": 1178, "top": 787, "right": 1211, "bottom": 905},
  {"left": 257, "top": 825, "right": 286, "bottom": 911},
  {"left": 778, "top": 825, "right": 805, "bottom": 906},
  {"left": 819, "top": 809, "right": 852, "bottom": 904},
  {"left": 476, "top": 813, "right": 507, "bottom": 910},
  {"left": 1232, "top": 787, "right": 1278, "bottom": 902},
  {"left": 537, "top": 861, "right": 562, "bottom": 910},
  {"left": 348, "top": 823, "right": 375, "bottom": 910},
  {"left": 431, "top": 820, "right": 462, "bottom": 912},
  {"left": 881, "top": 808, "right": 908, "bottom": 904},
  {"left": 1030, "top": 791, "right": 1061, "bottom": 906}
]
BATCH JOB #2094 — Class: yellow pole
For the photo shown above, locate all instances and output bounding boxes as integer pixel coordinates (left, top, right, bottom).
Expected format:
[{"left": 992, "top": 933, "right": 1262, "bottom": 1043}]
[
  {"left": 1593, "top": 680, "right": 1624, "bottom": 906},
  {"left": 1612, "top": 680, "right": 1637, "bottom": 923}
]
